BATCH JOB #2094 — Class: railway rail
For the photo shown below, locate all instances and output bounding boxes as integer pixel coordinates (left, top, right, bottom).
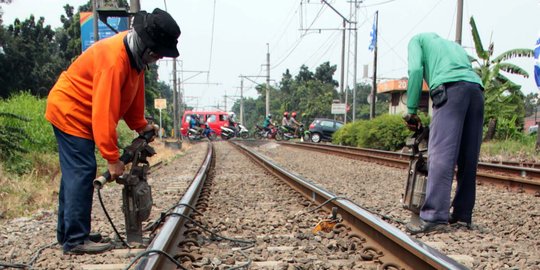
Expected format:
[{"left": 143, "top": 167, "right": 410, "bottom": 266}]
[
  {"left": 3, "top": 140, "right": 536, "bottom": 269},
  {"left": 134, "top": 141, "right": 468, "bottom": 269},
  {"left": 278, "top": 141, "right": 540, "bottom": 195}
]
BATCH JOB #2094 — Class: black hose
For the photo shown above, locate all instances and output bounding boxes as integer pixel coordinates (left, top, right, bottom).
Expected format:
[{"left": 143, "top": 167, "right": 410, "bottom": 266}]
[
  {"left": 97, "top": 188, "right": 133, "bottom": 249},
  {"left": 123, "top": 249, "right": 188, "bottom": 270}
]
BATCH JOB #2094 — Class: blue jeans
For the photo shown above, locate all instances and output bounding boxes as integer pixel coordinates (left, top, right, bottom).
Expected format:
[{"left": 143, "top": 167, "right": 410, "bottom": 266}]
[{"left": 53, "top": 126, "right": 96, "bottom": 251}]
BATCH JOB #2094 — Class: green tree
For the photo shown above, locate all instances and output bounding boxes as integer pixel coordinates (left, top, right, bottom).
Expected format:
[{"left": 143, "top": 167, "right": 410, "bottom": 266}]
[
  {"left": 0, "top": 15, "right": 64, "bottom": 97},
  {"left": 469, "top": 16, "right": 533, "bottom": 140}
]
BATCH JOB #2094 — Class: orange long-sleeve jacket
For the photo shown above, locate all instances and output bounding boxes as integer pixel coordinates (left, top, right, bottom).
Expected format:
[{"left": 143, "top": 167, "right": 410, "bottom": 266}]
[{"left": 45, "top": 31, "right": 147, "bottom": 163}]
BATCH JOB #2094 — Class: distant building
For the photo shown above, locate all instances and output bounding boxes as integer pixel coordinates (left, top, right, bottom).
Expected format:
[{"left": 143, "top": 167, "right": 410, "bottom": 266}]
[
  {"left": 377, "top": 79, "right": 430, "bottom": 115},
  {"left": 524, "top": 108, "right": 540, "bottom": 133}
]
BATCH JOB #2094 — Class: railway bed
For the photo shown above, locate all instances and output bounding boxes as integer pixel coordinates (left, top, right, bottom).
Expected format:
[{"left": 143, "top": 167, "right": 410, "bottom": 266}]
[{"left": 1, "top": 141, "right": 539, "bottom": 269}]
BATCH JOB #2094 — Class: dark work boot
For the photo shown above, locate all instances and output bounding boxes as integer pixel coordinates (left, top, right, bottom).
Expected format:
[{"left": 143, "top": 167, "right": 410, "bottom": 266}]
[
  {"left": 406, "top": 219, "right": 446, "bottom": 235},
  {"left": 88, "top": 232, "right": 111, "bottom": 243},
  {"left": 449, "top": 216, "right": 472, "bottom": 229},
  {"left": 64, "top": 240, "right": 112, "bottom": 255}
]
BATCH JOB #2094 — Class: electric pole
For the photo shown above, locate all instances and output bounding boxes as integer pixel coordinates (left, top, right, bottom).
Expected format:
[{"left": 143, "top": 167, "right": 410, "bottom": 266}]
[
  {"left": 320, "top": 0, "right": 351, "bottom": 122},
  {"left": 455, "top": 0, "right": 464, "bottom": 45},
  {"left": 240, "top": 78, "right": 244, "bottom": 124},
  {"left": 352, "top": 0, "right": 359, "bottom": 122},
  {"left": 173, "top": 59, "right": 178, "bottom": 139},
  {"left": 92, "top": 0, "right": 99, "bottom": 42},
  {"left": 370, "top": 11, "right": 378, "bottom": 120},
  {"left": 266, "top": 43, "right": 271, "bottom": 116}
]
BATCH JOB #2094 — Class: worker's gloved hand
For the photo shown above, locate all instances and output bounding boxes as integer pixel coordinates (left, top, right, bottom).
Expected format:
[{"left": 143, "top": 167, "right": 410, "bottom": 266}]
[
  {"left": 139, "top": 124, "right": 159, "bottom": 141},
  {"left": 108, "top": 160, "right": 125, "bottom": 180},
  {"left": 403, "top": 114, "right": 422, "bottom": 132}
]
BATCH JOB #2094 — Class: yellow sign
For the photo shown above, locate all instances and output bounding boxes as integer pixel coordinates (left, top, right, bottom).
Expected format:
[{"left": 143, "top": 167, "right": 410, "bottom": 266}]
[{"left": 154, "top": 98, "right": 167, "bottom": 109}]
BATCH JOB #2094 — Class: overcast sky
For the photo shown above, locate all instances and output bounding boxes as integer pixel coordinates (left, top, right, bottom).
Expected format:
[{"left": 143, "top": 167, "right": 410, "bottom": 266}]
[{"left": 2, "top": 0, "right": 539, "bottom": 111}]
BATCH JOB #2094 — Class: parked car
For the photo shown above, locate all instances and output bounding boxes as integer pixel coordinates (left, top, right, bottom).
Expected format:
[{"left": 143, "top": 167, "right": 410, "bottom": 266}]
[{"left": 307, "top": 118, "right": 344, "bottom": 143}]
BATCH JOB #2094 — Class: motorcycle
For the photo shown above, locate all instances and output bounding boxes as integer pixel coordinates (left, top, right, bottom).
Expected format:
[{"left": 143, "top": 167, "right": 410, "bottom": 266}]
[
  {"left": 275, "top": 125, "right": 295, "bottom": 141},
  {"left": 221, "top": 123, "right": 250, "bottom": 140},
  {"left": 297, "top": 124, "right": 311, "bottom": 142},
  {"left": 254, "top": 124, "right": 278, "bottom": 140},
  {"left": 187, "top": 125, "right": 217, "bottom": 141}
]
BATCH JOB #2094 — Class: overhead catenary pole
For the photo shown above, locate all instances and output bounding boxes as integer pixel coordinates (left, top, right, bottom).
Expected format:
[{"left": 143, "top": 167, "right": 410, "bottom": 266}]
[
  {"left": 352, "top": 0, "right": 359, "bottom": 122},
  {"left": 455, "top": 0, "right": 464, "bottom": 45},
  {"left": 173, "top": 59, "right": 178, "bottom": 139},
  {"left": 320, "top": 0, "right": 351, "bottom": 122},
  {"left": 92, "top": 0, "right": 99, "bottom": 42},
  {"left": 240, "top": 78, "right": 244, "bottom": 124},
  {"left": 370, "top": 11, "right": 378, "bottom": 120},
  {"left": 266, "top": 43, "right": 271, "bottom": 116},
  {"left": 341, "top": 18, "right": 347, "bottom": 123}
]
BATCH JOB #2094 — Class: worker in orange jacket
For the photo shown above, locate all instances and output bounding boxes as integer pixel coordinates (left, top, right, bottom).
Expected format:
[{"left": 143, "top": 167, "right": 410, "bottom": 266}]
[{"left": 45, "top": 8, "right": 180, "bottom": 255}]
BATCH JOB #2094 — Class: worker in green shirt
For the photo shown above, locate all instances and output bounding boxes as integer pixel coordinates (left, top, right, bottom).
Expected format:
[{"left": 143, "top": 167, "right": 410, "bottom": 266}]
[{"left": 403, "top": 32, "right": 484, "bottom": 234}]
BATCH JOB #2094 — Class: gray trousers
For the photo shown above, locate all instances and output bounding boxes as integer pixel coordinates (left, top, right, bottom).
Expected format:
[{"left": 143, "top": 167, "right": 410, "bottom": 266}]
[{"left": 420, "top": 81, "right": 484, "bottom": 223}]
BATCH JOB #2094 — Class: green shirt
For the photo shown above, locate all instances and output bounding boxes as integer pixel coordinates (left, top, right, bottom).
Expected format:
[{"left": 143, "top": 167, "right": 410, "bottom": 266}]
[{"left": 406, "top": 33, "right": 483, "bottom": 114}]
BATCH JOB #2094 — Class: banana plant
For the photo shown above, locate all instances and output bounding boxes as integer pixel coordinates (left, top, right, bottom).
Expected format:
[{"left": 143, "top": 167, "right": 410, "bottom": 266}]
[{"left": 469, "top": 16, "right": 534, "bottom": 141}]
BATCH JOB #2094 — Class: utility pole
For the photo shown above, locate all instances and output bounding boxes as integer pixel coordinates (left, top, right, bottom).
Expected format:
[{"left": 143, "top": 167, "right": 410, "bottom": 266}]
[
  {"left": 240, "top": 78, "right": 244, "bottom": 124},
  {"left": 345, "top": 0, "right": 362, "bottom": 122},
  {"left": 173, "top": 59, "right": 178, "bottom": 139},
  {"left": 92, "top": 0, "right": 99, "bottom": 42},
  {"left": 455, "top": 0, "right": 464, "bottom": 45},
  {"left": 370, "top": 11, "right": 378, "bottom": 120},
  {"left": 266, "top": 43, "right": 271, "bottom": 116},
  {"left": 320, "top": 0, "right": 351, "bottom": 122},
  {"left": 352, "top": 0, "right": 359, "bottom": 122},
  {"left": 241, "top": 74, "right": 267, "bottom": 118},
  {"left": 224, "top": 93, "right": 227, "bottom": 112}
]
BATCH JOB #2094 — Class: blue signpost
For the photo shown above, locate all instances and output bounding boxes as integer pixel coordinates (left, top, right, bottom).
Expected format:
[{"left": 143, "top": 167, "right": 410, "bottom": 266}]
[{"left": 80, "top": 12, "right": 129, "bottom": 52}]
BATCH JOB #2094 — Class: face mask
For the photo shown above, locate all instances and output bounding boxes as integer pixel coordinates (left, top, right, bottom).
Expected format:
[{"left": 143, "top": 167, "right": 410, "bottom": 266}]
[{"left": 142, "top": 48, "right": 163, "bottom": 65}]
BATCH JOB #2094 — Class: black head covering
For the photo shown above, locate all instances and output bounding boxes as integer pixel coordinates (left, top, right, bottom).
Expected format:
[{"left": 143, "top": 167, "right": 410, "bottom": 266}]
[{"left": 133, "top": 8, "right": 181, "bottom": 58}]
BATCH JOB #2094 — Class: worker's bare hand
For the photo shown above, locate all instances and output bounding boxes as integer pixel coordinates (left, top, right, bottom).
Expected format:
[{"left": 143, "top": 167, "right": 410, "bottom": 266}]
[{"left": 108, "top": 161, "right": 125, "bottom": 179}]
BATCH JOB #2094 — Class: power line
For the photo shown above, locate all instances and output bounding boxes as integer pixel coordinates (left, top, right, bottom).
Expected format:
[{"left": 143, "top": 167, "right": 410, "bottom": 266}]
[
  {"left": 207, "top": 0, "right": 217, "bottom": 83},
  {"left": 308, "top": 29, "right": 341, "bottom": 70},
  {"left": 269, "top": 1, "right": 300, "bottom": 54},
  {"left": 363, "top": 0, "right": 399, "bottom": 7}
]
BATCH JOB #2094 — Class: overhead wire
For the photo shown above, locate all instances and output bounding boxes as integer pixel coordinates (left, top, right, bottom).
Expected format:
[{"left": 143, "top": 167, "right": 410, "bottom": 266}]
[
  {"left": 366, "top": 0, "right": 445, "bottom": 79},
  {"left": 305, "top": 28, "right": 341, "bottom": 67},
  {"left": 363, "top": 0, "right": 399, "bottom": 8},
  {"left": 269, "top": 1, "right": 301, "bottom": 54},
  {"left": 198, "top": 0, "right": 218, "bottom": 109},
  {"left": 271, "top": 2, "right": 328, "bottom": 71},
  {"left": 308, "top": 29, "right": 341, "bottom": 70}
]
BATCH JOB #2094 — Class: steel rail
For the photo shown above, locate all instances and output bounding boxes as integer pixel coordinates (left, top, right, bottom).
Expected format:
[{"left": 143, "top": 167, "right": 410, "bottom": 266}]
[
  {"left": 232, "top": 141, "right": 467, "bottom": 270},
  {"left": 138, "top": 142, "right": 214, "bottom": 270},
  {"left": 279, "top": 141, "right": 540, "bottom": 195}
]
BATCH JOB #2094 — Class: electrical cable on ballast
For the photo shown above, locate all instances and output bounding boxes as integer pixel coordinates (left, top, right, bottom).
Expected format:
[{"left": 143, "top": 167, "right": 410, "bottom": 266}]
[
  {"left": 294, "top": 195, "right": 406, "bottom": 225},
  {"left": 226, "top": 245, "right": 254, "bottom": 270},
  {"left": 123, "top": 249, "right": 188, "bottom": 270},
  {"left": 143, "top": 202, "right": 204, "bottom": 232},
  {"left": 148, "top": 212, "right": 255, "bottom": 245},
  {"left": 97, "top": 188, "right": 133, "bottom": 249},
  {"left": 0, "top": 262, "right": 29, "bottom": 269},
  {"left": 0, "top": 241, "right": 57, "bottom": 270}
]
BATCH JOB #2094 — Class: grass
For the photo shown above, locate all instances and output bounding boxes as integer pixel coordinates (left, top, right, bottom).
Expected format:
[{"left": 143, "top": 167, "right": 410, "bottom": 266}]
[
  {"left": 0, "top": 139, "right": 185, "bottom": 219},
  {"left": 480, "top": 135, "right": 539, "bottom": 162},
  {"left": 0, "top": 153, "right": 60, "bottom": 219}
]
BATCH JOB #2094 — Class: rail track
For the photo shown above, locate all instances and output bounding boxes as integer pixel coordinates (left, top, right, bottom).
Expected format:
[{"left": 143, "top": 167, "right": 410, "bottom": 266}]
[
  {"left": 278, "top": 141, "right": 540, "bottom": 195},
  {"left": 129, "top": 141, "right": 466, "bottom": 269},
  {"left": 3, "top": 140, "right": 538, "bottom": 269}
]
